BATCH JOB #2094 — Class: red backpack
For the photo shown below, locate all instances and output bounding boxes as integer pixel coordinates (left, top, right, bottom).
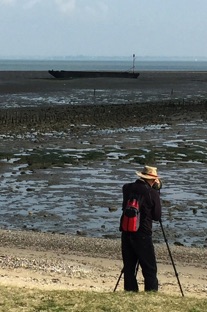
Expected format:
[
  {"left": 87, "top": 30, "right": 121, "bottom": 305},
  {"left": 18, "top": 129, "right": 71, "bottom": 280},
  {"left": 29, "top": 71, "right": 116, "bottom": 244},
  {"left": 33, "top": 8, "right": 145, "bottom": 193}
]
[{"left": 120, "top": 194, "right": 143, "bottom": 232}]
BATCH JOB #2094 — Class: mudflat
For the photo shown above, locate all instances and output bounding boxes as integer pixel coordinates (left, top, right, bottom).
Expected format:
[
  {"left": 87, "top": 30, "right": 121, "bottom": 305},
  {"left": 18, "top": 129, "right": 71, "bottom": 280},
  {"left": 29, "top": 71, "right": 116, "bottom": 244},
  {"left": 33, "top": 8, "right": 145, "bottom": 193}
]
[
  {"left": 0, "top": 70, "right": 207, "bottom": 130},
  {"left": 0, "top": 70, "right": 207, "bottom": 95},
  {"left": 0, "top": 71, "right": 206, "bottom": 297}
]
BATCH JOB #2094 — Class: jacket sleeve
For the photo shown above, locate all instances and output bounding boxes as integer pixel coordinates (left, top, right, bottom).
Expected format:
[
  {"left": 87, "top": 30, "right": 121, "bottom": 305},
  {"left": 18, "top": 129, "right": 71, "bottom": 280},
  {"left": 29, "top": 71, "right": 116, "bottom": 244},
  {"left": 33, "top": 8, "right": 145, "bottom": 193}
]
[
  {"left": 122, "top": 184, "right": 129, "bottom": 210},
  {"left": 151, "top": 189, "right": 162, "bottom": 221}
]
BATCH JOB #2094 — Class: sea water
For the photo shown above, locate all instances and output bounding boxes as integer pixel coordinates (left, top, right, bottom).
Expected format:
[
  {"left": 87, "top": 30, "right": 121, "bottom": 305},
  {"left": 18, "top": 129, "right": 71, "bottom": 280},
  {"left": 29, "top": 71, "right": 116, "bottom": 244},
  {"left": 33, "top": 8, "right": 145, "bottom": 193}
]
[{"left": 0, "top": 59, "right": 207, "bottom": 71}]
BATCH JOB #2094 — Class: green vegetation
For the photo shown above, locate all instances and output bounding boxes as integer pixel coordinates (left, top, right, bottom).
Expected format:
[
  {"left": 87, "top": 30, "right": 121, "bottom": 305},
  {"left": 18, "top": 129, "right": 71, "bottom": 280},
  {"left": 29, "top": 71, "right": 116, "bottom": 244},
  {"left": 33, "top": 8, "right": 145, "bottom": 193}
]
[
  {"left": 82, "top": 150, "right": 105, "bottom": 161},
  {"left": 21, "top": 150, "right": 76, "bottom": 169},
  {"left": 0, "top": 287, "right": 206, "bottom": 312},
  {"left": 0, "top": 142, "right": 206, "bottom": 172}
]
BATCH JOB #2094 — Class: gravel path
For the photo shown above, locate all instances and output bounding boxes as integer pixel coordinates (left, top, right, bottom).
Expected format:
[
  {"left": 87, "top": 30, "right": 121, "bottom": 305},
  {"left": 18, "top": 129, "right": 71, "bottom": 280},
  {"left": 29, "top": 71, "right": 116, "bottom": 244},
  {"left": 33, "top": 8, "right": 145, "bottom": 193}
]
[
  {"left": 0, "top": 229, "right": 206, "bottom": 266},
  {"left": 0, "top": 229, "right": 206, "bottom": 297}
]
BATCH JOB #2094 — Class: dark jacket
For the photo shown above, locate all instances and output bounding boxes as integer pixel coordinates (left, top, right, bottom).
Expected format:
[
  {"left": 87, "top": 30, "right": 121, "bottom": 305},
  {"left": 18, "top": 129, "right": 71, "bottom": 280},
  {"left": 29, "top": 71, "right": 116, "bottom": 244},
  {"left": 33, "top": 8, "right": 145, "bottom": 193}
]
[{"left": 122, "top": 179, "right": 161, "bottom": 235}]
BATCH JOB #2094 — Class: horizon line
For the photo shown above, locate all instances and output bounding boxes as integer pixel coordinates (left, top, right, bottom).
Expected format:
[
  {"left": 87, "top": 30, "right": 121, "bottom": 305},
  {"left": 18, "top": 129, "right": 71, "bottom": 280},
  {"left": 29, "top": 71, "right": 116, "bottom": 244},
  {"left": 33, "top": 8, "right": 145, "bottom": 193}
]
[{"left": 0, "top": 55, "right": 207, "bottom": 61}]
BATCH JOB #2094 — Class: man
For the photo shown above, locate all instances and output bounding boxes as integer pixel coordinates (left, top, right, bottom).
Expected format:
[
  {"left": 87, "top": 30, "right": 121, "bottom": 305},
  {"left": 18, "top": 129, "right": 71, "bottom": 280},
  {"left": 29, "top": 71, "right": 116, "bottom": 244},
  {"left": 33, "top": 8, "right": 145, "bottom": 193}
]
[{"left": 121, "top": 165, "right": 162, "bottom": 292}]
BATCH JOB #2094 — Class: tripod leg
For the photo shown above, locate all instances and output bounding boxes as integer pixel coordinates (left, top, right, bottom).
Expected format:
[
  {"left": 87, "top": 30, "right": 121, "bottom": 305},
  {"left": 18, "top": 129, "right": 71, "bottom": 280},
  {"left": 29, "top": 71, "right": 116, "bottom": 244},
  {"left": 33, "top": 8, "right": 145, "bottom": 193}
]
[
  {"left": 135, "top": 261, "right": 139, "bottom": 277},
  {"left": 159, "top": 220, "right": 184, "bottom": 297},
  {"left": 113, "top": 268, "right": 124, "bottom": 292},
  {"left": 113, "top": 262, "right": 139, "bottom": 292}
]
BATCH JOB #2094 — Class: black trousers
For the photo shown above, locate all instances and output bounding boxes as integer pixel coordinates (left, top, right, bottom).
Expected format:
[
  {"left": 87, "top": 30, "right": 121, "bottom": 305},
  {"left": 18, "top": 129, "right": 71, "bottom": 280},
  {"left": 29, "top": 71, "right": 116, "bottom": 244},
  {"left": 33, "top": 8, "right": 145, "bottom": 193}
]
[{"left": 121, "top": 231, "right": 158, "bottom": 292}]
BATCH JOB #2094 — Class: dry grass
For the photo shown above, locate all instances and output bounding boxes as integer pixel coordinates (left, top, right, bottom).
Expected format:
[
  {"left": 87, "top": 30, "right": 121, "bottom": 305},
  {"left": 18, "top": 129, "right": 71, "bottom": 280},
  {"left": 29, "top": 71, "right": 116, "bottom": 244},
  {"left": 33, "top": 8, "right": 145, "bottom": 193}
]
[{"left": 0, "top": 286, "right": 206, "bottom": 312}]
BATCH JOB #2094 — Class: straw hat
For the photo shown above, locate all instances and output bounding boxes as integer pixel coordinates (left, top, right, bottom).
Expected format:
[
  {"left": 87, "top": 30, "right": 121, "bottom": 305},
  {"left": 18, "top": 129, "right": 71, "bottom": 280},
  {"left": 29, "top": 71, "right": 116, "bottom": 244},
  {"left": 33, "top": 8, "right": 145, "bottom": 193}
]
[{"left": 136, "top": 165, "right": 159, "bottom": 180}]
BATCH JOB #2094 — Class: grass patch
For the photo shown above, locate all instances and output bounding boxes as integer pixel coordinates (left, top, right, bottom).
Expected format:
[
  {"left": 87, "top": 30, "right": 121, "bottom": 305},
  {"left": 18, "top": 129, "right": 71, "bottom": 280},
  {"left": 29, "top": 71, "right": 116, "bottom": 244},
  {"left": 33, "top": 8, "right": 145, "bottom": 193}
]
[{"left": 0, "top": 287, "right": 206, "bottom": 312}]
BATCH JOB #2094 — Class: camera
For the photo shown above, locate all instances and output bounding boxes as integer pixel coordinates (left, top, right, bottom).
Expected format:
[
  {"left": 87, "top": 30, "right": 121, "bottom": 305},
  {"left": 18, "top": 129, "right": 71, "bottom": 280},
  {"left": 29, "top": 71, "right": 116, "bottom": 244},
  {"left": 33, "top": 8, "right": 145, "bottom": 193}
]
[{"left": 152, "top": 179, "right": 162, "bottom": 191}]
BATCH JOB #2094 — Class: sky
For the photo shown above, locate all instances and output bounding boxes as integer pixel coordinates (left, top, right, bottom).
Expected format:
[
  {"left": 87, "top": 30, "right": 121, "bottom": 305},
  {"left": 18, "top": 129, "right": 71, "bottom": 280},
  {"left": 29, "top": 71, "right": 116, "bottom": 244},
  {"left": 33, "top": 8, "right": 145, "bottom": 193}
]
[{"left": 0, "top": 0, "right": 207, "bottom": 59}]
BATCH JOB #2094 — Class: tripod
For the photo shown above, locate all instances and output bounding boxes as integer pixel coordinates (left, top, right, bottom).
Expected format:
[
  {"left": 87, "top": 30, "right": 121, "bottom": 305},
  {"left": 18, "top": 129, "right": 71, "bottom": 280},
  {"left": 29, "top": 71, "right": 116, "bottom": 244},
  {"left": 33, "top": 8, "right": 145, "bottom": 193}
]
[
  {"left": 114, "top": 221, "right": 184, "bottom": 296},
  {"left": 159, "top": 219, "right": 184, "bottom": 297},
  {"left": 113, "top": 268, "right": 124, "bottom": 292},
  {"left": 113, "top": 261, "right": 139, "bottom": 292}
]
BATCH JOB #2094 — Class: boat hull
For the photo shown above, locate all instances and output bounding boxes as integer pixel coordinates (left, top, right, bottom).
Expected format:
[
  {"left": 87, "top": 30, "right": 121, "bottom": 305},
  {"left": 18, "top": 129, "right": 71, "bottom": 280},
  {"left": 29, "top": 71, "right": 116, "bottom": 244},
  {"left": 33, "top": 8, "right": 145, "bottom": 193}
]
[{"left": 48, "top": 70, "right": 139, "bottom": 79}]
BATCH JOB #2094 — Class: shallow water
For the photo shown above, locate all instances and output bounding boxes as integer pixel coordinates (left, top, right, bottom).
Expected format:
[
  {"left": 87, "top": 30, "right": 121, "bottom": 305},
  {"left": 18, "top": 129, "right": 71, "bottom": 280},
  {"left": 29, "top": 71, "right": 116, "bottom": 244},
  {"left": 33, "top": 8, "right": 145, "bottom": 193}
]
[
  {"left": 0, "top": 82, "right": 207, "bottom": 109},
  {"left": 0, "top": 120, "right": 207, "bottom": 247}
]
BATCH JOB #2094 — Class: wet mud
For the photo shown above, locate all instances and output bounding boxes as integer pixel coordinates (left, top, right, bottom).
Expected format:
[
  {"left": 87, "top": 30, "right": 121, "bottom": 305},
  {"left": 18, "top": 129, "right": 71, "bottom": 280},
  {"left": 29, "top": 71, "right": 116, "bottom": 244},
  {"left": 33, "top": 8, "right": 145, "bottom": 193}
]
[{"left": 0, "top": 71, "right": 207, "bottom": 248}]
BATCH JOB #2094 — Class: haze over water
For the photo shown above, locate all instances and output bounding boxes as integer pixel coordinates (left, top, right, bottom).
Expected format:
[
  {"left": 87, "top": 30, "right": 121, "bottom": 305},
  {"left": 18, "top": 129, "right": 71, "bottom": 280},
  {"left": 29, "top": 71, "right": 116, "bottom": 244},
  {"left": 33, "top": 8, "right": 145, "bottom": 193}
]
[{"left": 0, "top": 59, "right": 207, "bottom": 71}]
